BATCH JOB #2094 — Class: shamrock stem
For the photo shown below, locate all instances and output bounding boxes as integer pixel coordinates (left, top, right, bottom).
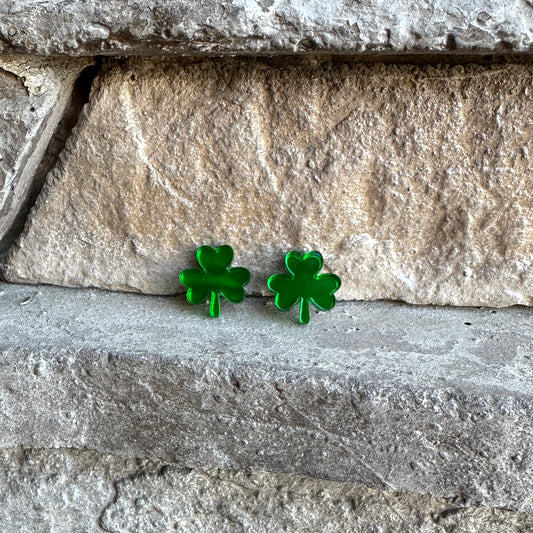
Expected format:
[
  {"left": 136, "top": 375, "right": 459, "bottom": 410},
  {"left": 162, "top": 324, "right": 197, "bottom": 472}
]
[
  {"left": 210, "top": 291, "right": 221, "bottom": 318},
  {"left": 299, "top": 298, "right": 310, "bottom": 324}
]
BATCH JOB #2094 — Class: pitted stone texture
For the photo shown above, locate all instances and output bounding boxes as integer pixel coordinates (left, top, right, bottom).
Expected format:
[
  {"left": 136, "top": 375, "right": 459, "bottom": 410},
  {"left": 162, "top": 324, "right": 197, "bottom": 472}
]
[
  {"left": 1, "top": 449, "right": 531, "bottom": 533},
  {"left": 0, "top": 284, "right": 532, "bottom": 511},
  {"left": 0, "top": 448, "right": 135, "bottom": 532},
  {"left": 0, "top": 0, "right": 532, "bottom": 56},
  {"left": 0, "top": 56, "right": 91, "bottom": 253},
  {"left": 7, "top": 58, "right": 533, "bottom": 307}
]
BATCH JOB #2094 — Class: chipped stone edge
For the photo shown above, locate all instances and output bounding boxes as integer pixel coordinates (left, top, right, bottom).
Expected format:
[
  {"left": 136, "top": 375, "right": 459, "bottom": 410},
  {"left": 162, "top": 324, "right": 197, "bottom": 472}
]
[{"left": 0, "top": 56, "right": 93, "bottom": 253}]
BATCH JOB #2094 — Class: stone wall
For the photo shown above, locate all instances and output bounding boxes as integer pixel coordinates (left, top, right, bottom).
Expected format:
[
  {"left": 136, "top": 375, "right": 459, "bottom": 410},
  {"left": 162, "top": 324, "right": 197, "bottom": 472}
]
[{"left": 1, "top": 1, "right": 532, "bottom": 531}]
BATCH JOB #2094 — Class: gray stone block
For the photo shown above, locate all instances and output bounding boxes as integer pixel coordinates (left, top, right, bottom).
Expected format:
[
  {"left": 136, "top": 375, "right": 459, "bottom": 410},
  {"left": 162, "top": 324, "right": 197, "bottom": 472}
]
[
  {"left": 0, "top": 448, "right": 531, "bottom": 532},
  {"left": 0, "top": 283, "right": 532, "bottom": 511},
  {"left": 0, "top": 1, "right": 531, "bottom": 57}
]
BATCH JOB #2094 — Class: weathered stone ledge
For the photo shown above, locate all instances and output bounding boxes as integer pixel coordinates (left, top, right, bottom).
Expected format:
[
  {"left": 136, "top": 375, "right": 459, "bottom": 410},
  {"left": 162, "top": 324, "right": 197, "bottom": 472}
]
[
  {"left": 1, "top": 283, "right": 532, "bottom": 511},
  {"left": 0, "top": 0, "right": 531, "bottom": 57}
]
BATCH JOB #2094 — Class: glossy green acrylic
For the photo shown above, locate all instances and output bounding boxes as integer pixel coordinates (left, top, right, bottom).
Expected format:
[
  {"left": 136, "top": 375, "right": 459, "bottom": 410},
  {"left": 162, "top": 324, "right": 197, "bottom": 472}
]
[
  {"left": 179, "top": 245, "right": 250, "bottom": 317},
  {"left": 267, "top": 251, "right": 341, "bottom": 324}
]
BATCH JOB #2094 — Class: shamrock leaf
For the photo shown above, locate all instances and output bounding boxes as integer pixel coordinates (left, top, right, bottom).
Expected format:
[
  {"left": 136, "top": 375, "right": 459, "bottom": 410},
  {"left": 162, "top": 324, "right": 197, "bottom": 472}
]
[
  {"left": 267, "top": 251, "right": 341, "bottom": 324},
  {"left": 179, "top": 245, "right": 250, "bottom": 317}
]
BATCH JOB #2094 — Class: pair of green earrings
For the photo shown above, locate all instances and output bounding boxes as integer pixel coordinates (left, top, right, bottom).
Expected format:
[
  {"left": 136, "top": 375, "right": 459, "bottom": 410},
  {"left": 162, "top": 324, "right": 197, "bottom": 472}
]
[{"left": 179, "top": 245, "right": 341, "bottom": 324}]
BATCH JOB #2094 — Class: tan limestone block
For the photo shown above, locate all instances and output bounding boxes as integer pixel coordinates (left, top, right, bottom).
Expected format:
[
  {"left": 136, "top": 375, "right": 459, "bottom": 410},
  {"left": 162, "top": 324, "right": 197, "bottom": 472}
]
[{"left": 4, "top": 58, "right": 533, "bottom": 306}]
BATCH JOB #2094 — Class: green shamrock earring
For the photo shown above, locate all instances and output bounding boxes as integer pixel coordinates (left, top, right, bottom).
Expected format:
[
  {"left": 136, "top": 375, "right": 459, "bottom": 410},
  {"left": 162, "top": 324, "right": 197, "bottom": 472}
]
[
  {"left": 179, "top": 245, "right": 250, "bottom": 317},
  {"left": 267, "top": 251, "right": 341, "bottom": 324}
]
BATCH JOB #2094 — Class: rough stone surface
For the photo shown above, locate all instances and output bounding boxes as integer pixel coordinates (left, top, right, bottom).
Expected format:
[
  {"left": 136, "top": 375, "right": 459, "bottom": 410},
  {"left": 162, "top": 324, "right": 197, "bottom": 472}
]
[
  {"left": 0, "top": 283, "right": 532, "bottom": 511},
  {"left": 7, "top": 58, "right": 533, "bottom": 307},
  {"left": 0, "top": 0, "right": 532, "bottom": 57},
  {"left": 1, "top": 449, "right": 531, "bottom": 532},
  {"left": 0, "top": 56, "right": 91, "bottom": 254}
]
